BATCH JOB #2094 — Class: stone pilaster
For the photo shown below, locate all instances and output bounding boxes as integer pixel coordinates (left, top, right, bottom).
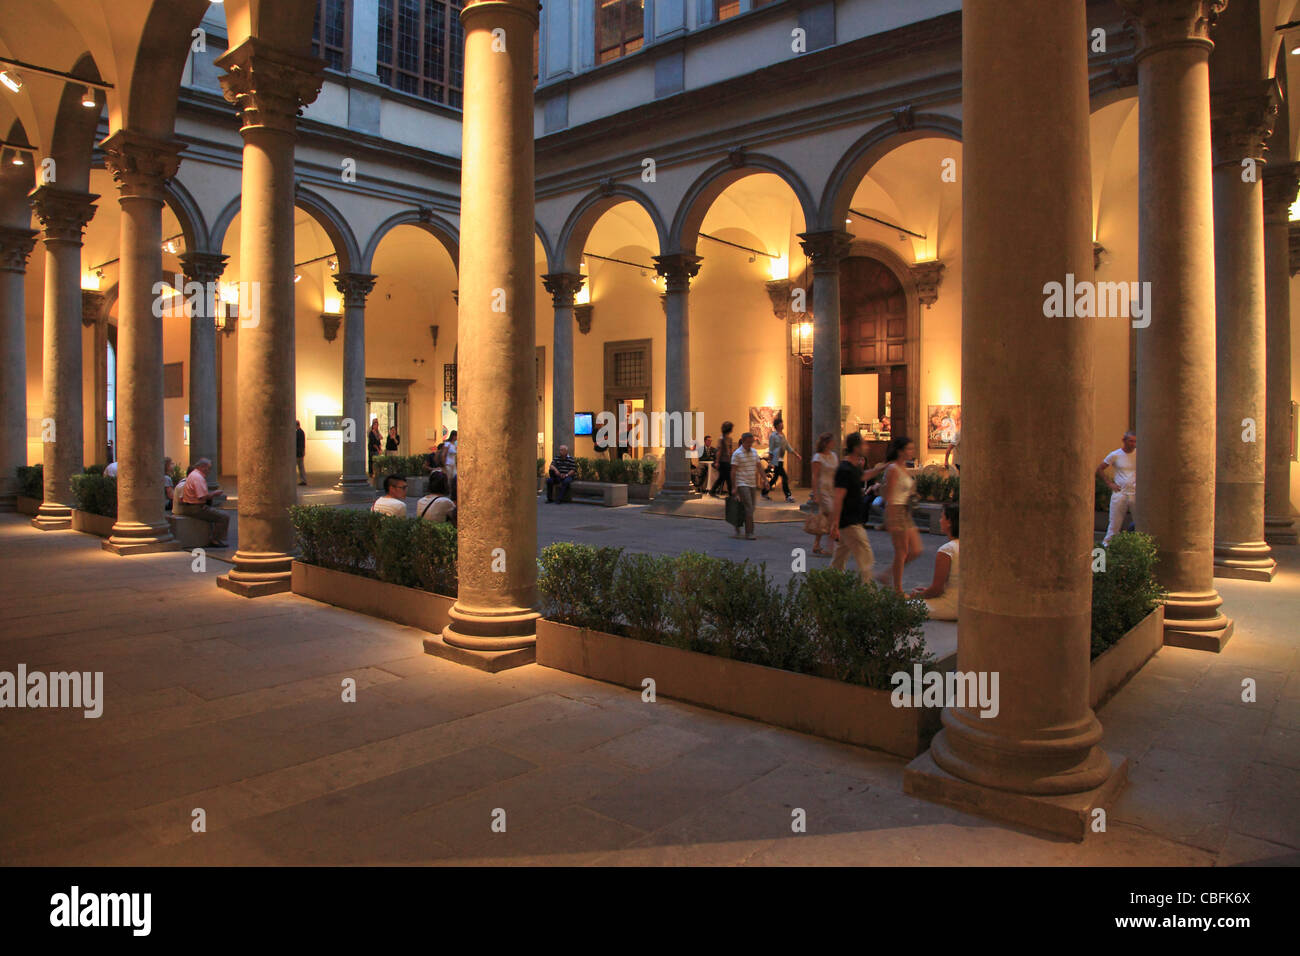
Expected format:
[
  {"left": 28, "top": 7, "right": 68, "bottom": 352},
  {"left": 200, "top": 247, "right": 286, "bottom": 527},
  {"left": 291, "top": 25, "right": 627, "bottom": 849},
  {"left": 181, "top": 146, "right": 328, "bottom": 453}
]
[
  {"left": 0, "top": 226, "right": 37, "bottom": 510},
  {"left": 334, "top": 271, "right": 376, "bottom": 494},
  {"left": 1120, "top": 0, "right": 1233, "bottom": 649},
  {"left": 654, "top": 253, "right": 702, "bottom": 499},
  {"left": 214, "top": 39, "right": 325, "bottom": 596},
  {"left": 82, "top": 289, "right": 108, "bottom": 469},
  {"left": 542, "top": 272, "right": 584, "bottom": 458},
  {"left": 798, "top": 230, "right": 853, "bottom": 447},
  {"left": 29, "top": 186, "right": 96, "bottom": 530},
  {"left": 100, "top": 131, "right": 184, "bottom": 555},
  {"left": 1210, "top": 83, "right": 1278, "bottom": 580},
  {"left": 179, "top": 251, "right": 228, "bottom": 472},
  {"left": 1263, "top": 162, "right": 1300, "bottom": 544},
  {"left": 904, "top": 0, "right": 1125, "bottom": 842},
  {"left": 427, "top": 0, "right": 539, "bottom": 670}
]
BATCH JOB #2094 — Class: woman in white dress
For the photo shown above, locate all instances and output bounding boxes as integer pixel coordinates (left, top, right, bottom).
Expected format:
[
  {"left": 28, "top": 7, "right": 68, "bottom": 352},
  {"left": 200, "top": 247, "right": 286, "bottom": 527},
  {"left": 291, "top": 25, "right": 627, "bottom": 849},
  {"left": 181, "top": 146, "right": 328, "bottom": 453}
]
[
  {"left": 806, "top": 431, "right": 838, "bottom": 555},
  {"left": 877, "top": 435, "right": 924, "bottom": 594},
  {"left": 910, "top": 504, "right": 959, "bottom": 620}
]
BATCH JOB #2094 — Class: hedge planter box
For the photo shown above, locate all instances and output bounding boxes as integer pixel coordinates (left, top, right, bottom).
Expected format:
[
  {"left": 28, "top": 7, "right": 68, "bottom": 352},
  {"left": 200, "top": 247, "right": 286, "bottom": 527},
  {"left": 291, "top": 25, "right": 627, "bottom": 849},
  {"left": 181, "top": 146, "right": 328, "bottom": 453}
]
[
  {"left": 627, "top": 482, "right": 653, "bottom": 502},
  {"left": 291, "top": 561, "right": 455, "bottom": 635},
  {"left": 536, "top": 620, "right": 940, "bottom": 758},
  {"left": 72, "top": 510, "right": 116, "bottom": 537},
  {"left": 1089, "top": 605, "right": 1164, "bottom": 710},
  {"left": 17, "top": 495, "right": 41, "bottom": 516}
]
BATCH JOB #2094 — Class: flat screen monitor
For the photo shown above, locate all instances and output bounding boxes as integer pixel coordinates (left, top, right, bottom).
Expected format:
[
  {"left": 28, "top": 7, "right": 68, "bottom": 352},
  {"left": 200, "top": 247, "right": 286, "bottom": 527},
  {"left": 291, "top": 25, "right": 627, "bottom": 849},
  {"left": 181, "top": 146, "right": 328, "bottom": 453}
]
[{"left": 574, "top": 412, "right": 594, "bottom": 437}]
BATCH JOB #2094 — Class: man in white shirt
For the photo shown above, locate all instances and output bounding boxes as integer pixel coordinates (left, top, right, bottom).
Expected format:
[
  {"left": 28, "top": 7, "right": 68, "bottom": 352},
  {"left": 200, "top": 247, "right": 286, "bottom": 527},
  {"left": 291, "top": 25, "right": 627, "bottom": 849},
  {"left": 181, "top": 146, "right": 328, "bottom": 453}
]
[
  {"left": 175, "top": 458, "right": 229, "bottom": 546},
  {"left": 1098, "top": 430, "right": 1137, "bottom": 546},
  {"left": 730, "top": 431, "right": 769, "bottom": 540},
  {"left": 103, "top": 460, "right": 118, "bottom": 478},
  {"left": 372, "top": 475, "right": 409, "bottom": 517}
]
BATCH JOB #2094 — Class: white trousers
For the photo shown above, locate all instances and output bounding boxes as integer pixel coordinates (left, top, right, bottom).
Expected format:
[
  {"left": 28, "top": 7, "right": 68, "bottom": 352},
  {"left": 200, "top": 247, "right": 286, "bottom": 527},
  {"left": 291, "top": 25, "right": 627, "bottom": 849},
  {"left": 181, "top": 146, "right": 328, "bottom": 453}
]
[{"left": 1104, "top": 490, "right": 1136, "bottom": 545}]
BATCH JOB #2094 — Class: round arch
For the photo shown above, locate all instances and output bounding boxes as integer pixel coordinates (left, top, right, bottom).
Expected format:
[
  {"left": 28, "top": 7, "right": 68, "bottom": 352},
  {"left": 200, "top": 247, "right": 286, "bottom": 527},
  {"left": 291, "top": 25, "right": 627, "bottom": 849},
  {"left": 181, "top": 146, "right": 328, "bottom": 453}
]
[
  {"left": 211, "top": 187, "right": 362, "bottom": 272},
  {"left": 360, "top": 209, "right": 461, "bottom": 274},
  {"left": 163, "top": 178, "right": 210, "bottom": 254},
  {"left": 818, "top": 114, "right": 963, "bottom": 230},
  {"left": 554, "top": 184, "right": 669, "bottom": 273},
  {"left": 670, "top": 154, "right": 817, "bottom": 254}
]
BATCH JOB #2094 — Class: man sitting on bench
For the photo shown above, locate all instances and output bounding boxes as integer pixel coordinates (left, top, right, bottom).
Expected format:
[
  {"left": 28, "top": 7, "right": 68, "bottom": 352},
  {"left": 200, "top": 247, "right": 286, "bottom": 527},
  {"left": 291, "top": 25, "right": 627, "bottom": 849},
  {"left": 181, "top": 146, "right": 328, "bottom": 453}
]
[
  {"left": 175, "top": 457, "right": 229, "bottom": 547},
  {"left": 546, "top": 445, "right": 578, "bottom": 503}
]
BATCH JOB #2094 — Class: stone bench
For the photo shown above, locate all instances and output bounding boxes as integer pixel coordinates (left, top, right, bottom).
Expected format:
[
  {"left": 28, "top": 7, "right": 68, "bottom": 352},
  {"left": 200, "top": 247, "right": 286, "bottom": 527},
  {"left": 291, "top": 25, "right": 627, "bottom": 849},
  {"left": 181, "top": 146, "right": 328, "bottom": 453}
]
[
  {"left": 566, "top": 480, "right": 628, "bottom": 507},
  {"left": 168, "top": 514, "right": 213, "bottom": 549}
]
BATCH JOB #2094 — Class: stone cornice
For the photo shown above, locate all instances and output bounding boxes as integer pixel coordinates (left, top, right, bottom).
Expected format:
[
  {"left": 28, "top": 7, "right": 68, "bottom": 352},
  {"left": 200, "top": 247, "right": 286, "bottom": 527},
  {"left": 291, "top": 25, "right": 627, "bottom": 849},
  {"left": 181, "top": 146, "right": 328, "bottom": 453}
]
[
  {"left": 216, "top": 38, "right": 326, "bottom": 135},
  {"left": 29, "top": 186, "right": 97, "bottom": 244},
  {"left": 1118, "top": 0, "right": 1226, "bottom": 60},
  {"left": 1210, "top": 81, "right": 1280, "bottom": 168},
  {"left": 334, "top": 272, "right": 377, "bottom": 308},
  {"left": 0, "top": 226, "right": 38, "bottom": 273},
  {"left": 541, "top": 272, "right": 585, "bottom": 308},
  {"left": 101, "top": 131, "right": 185, "bottom": 203}
]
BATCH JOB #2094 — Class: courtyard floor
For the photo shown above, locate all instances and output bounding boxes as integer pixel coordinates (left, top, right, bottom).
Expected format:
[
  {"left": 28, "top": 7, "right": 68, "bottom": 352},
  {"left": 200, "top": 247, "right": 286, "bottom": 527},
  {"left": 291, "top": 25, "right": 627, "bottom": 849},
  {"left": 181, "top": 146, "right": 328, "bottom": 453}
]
[{"left": 0, "top": 500, "right": 1296, "bottom": 866}]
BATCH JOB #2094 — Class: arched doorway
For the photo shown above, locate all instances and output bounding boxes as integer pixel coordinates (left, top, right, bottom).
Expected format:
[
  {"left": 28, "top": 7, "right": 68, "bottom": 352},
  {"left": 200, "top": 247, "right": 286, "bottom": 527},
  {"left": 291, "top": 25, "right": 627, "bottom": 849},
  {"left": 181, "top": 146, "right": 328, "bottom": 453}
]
[{"left": 841, "top": 256, "right": 908, "bottom": 464}]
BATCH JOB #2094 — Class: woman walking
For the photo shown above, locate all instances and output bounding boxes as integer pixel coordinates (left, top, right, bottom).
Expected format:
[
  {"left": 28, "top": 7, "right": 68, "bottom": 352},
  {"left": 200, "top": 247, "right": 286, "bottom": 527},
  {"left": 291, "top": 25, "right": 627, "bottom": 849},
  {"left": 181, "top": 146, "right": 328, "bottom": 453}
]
[
  {"left": 804, "top": 431, "right": 837, "bottom": 555},
  {"left": 877, "top": 435, "right": 924, "bottom": 594},
  {"left": 708, "top": 421, "right": 735, "bottom": 497}
]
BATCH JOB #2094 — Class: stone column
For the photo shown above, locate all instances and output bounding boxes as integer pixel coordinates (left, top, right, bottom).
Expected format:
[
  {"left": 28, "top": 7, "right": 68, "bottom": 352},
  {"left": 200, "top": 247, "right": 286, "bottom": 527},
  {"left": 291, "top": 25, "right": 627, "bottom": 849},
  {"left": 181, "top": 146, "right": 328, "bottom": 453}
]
[
  {"left": 905, "top": 0, "right": 1124, "bottom": 841},
  {"left": 799, "top": 230, "right": 853, "bottom": 446},
  {"left": 654, "top": 253, "right": 702, "bottom": 498},
  {"left": 1123, "top": 0, "right": 1233, "bottom": 649},
  {"left": 1210, "top": 85, "right": 1277, "bottom": 580},
  {"left": 542, "top": 272, "right": 583, "bottom": 457},
  {"left": 0, "top": 227, "right": 37, "bottom": 510},
  {"left": 99, "top": 133, "right": 184, "bottom": 555},
  {"left": 429, "top": 0, "right": 539, "bottom": 670},
  {"left": 180, "top": 250, "right": 228, "bottom": 471},
  {"left": 83, "top": 290, "right": 108, "bottom": 467},
  {"left": 29, "top": 186, "right": 96, "bottom": 530},
  {"left": 1263, "top": 162, "right": 1299, "bottom": 545},
  {"left": 334, "top": 271, "right": 376, "bottom": 494},
  {"left": 214, "top": 39, "right": 324, "bottom": 596}
]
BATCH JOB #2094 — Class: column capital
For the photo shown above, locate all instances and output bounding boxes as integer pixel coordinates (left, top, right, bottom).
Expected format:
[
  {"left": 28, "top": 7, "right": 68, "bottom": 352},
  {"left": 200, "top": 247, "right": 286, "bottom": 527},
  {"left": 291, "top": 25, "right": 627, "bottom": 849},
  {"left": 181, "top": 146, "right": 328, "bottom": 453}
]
[
  {"left": 333, "top": 272, "right": 377, "bottom": 308},
  {"left": 1118, "top": 0, "right": 1225, "bottom": 59},
  {"left": 798, "top": 230, "right": 854, "bottom": 269},
  {"left": 216, "top": 38, "right": 326, "bottom": 135},
  {"left": 179, "top": 250, "right": 229, "bottom": 285},
  {"left": 101, "top": 131, "right": 184, "bottom": 203},
  {"left": 0, "top": 225, "right": 38, "bottom": 273},
  {"left": 909, "top": 259, "right": 946, "bottom": 309},
  {"left": 81, "top": 289, "right": 105, "bottom": 328},
  {"left": 1210, "top": 81, "right": 1280, "bottom": 168},
  {"left": 1262, "top": 162, "right": 1300, "bottom": 224},
  {"left": 653, "top": 253, "right": 702, "bottom": 293},
  {"left": 28, "top": 186, "right": 97, "bottom": 244},
  {"left": 541, "top": 271, "right": 584, "bottom": 307}
]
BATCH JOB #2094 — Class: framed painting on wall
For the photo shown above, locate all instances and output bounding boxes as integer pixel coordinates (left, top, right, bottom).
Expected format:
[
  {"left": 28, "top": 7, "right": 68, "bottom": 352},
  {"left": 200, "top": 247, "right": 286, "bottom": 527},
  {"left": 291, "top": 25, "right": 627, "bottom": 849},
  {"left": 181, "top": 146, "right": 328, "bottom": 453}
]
[{"left": 927, "top": 404, "right": 961, "bottom": 449}]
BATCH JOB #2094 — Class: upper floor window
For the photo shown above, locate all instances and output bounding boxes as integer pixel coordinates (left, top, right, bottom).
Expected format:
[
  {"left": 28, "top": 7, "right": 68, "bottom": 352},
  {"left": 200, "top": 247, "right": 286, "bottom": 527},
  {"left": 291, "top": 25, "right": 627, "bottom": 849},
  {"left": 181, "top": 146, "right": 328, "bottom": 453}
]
[
  {"left": 596, "top": 0, "right": 644, "bottom": 64},
  {"left": 378, "top": 0, "right": 466, "bottom": 108},
  {"left": 715, "top": 0, "right": 777, "bottom": 23},
  {"left": 312, "top": 0, "right": 350, "bottom": 71}
]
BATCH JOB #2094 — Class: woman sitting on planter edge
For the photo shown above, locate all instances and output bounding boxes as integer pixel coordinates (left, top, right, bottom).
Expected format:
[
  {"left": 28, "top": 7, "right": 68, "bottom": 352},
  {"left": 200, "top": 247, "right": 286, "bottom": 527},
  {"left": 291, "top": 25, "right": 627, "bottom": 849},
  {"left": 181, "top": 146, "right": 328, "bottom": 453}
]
[
  {"left": 909, "top": 503, "right": 959, "bottom": 620},
  {"left": 417, "top": 471, "right": 457, "bottom": 524}
]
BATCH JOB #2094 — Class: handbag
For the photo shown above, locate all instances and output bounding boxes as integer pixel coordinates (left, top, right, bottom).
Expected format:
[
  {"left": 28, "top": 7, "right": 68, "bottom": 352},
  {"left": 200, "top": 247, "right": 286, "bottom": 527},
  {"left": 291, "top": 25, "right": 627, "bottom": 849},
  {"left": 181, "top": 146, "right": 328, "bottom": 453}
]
[
  {"left": 803, "top": 510, "right": 830, "bottom": 535},
  {"left": 724, "top": 494, "right": 745, "bottom": 528}
]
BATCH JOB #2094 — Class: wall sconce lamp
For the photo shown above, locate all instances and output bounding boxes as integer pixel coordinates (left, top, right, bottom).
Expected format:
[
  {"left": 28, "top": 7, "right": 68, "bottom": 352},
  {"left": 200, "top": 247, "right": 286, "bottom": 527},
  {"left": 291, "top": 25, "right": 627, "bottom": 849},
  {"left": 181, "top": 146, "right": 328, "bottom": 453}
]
[{"left": 790, "top": 318, "right": 814, "bottom": 367}]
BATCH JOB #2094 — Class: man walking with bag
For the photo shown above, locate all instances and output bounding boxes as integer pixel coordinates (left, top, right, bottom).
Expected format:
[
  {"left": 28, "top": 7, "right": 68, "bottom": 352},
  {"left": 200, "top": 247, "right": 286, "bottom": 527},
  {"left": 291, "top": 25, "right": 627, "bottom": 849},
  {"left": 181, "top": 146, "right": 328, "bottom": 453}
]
[{"left": 730, "top": 431, "right": 768, "bottom": 540}]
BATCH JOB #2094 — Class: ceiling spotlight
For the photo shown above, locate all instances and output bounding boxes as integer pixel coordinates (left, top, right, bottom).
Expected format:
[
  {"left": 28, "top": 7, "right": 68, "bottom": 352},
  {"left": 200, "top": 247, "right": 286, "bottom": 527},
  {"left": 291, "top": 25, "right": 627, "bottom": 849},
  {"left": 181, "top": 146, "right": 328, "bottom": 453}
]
[
  {"left": 294, "top": 273, "right": 302, "bottom": 283},
  {"left": 164, "top": 240, "right": 177, "bottom": 254},
  {"left": 0, "top": 70, "right": 22, "bottom": 94},
  {"left": 10, "top": 151, "right": 25, "bottom": 166},
  {"left": 845, "top": 218, "right": 852, "bottom": 225},
  {"left": 748, "top": 254, "right": 756, "bottom": 263},
  {"left": 328, "top": 257, "right": 338, "bottom": 272},
  {"left": 81, "top": 87, "right": 97, "bottom": 109}
]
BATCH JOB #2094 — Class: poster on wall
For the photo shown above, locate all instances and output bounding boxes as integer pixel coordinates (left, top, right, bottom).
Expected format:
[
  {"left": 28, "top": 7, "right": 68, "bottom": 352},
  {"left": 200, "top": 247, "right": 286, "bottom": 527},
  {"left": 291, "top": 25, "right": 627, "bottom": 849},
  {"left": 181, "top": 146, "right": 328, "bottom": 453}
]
[
  {"left": 927, "top": 405, "right": 961, "bottom": 449},
  {"left": 748, "top": 406, "right": 782, "bottom": 447},
  {"left": 441, "top": 401, "right": 458, "bottom": 440}
]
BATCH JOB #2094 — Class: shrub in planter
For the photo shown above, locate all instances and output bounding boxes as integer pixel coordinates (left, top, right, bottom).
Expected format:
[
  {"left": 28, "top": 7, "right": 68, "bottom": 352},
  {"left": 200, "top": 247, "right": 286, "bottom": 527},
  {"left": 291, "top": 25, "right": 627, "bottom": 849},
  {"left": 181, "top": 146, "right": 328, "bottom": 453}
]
[
  {"left": 637, "top": 457, "right": 658, "bottom": 486},
  {"left": 536, "top": 457, "right": 545, "bottom": 479},
  {"left": 914, "top": 472, "right": 939, "bottom": 502},
  {"left": 372, "top": 456, "right": 405, "bottom": 478},
  {"left": 536, "top": 542, "right": 623, "bottom": 630},
  {"left": 614, "top": 552, "right": 676, "bottom": 644},
  {"left": 575, "top": 457, "right": 598, "bottom": 481},
  {"left": 947, "top": 474, "right": 959, "bottom": 502},
  {"left": 290, "top": 505, "right": 383, "bottom": 576},
  {"left": 289, "top": 504, "right": 458, "bottom": 596},
  {"left": 84, "top": 463, "right": 106, "bottom": 476},
  {"left": 17, "top": 464, "right": 42, "bottom": 499},
  {"left": 69, "top": 473, "right": 117, "bottom": 518},
  {"left": 169, "top": 463, "right": 184, "bottom": 487},
  {"left": 1092, "top": 531, "right": 1164, "bottom": 658},
  {"left": 593, "top": 457, "right": 614, "bottom": 482}
]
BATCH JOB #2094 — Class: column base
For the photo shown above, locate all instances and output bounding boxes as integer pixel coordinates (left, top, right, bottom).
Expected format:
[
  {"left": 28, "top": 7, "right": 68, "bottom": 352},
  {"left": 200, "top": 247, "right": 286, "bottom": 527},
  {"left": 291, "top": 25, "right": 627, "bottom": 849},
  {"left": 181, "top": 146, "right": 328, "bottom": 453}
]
[
  {"left": 335, "top": 473, "right": 376, "bottom": 498},
  {"left": 103, "top": 520, "right": 179, "bottom": 556},
  {"left": 904, "top": 748, "right": 1128, "bottom": 842},
  {"left": 216, "top": 550, "right": 294, "bottom": 597},
  {"left": 428, "top": 602, "right": 539, "bottom": 672},
  {"left": 31, "top": 503, "right": 72, "bottom": 530},
  {"left": 1162, "top": 589, "right": 1234, "bottom": 651},
  {"left": 1263, "top": 515, "right": 1298, "bottom": 546},
  {"left": 1213, "top": 540, "right": 1277, "bottom": 581},
  {"left": 423, "top": 633, "right": 536, "bottom": 672},
  {"left": 655, "top": 481, "right": 699, "bottom": 501}
]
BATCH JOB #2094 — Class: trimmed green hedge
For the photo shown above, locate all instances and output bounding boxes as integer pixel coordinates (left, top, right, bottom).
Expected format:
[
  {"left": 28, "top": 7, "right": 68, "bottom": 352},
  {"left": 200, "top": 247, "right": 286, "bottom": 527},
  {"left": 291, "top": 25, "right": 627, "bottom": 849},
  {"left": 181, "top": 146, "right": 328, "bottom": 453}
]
[
  {"left": 538, "top": 543, "right": 932, "bottom": 690},
  {"left": 17, "top": 464, "right": 42, "bottom": 499},
  {"left": 373, "top": 455, "right": 427, "bottom": 478},
  {"left": 564, "top": 456, "right": 658, "bottom": 485},
  {"left": 1092, "top": 531, "right": 1164, "bottom": 659},
  {"left": 290, "top": 504, "right": 457, "bottom": 597},
  {"left": 69, "top": 473, "right": 117, "bottom": 518}
]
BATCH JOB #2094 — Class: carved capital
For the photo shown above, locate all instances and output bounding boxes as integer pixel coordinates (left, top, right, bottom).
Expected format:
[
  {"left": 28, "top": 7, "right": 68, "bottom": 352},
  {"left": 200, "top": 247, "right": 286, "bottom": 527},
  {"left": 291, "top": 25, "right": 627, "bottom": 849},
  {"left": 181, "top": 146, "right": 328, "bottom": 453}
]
[
  {"left": 542, "top": 272, "right": 585, "bottom": 308},
  {"left": 1210, "top": 81, "right": 1280, "bottom": 167},
  {"left": 0, "top": 226, "right": 38, "bottom": 273},
  {"left": 333, "top": 272, "right": 377, "bottom": 309},
  {"left": 178, "top": 251, "right": 228, "bottom": 286},
  {"left": 29, "top": 186, "right": 97, "bottom": 244},
  {"left": 798, "top": 230, "right": 854, "bottom": 270},
  {"left": 765, "top": 278, "right": 792, "bottom": 320},
  {"left": 574, "top": 303, "right": 593, "bottom": 334},
  {"left": 910, "top": 260, "right": 945, "bottom": 309},
  {"left": 1118, "top": 0, "right": 1225, "bottom": 59},
  {"left": 81, "top": 289, "right": 105, "bottom": 328},
  {"left": 216, "top": 38, "right": 325, "bottom": 135},
  {"left": 100, "top": 131, "right": 184, "bottom": 203},
  {"left": 1263, "top": 162, "right": 1300, "bottom": 224},
  {"left": 653, "top": 253, "right": 702, "bottom": 293}
]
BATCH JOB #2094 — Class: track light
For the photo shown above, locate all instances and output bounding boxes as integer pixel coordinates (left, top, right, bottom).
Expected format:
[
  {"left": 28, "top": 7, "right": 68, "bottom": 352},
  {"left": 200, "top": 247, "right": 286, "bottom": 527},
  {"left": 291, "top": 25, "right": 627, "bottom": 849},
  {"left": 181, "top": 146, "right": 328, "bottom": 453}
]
[
  {"left": 0, "top": 70, "right": 22, "bottom": 94},
  {"left": 10, "top": 150, "right": 25, "bottom": 166},
  {"left": 81, "top": 87, "right": 97, "bottom": 109},
  {"left": 294, "top": 273, "right": 302, "bottom": 283}
]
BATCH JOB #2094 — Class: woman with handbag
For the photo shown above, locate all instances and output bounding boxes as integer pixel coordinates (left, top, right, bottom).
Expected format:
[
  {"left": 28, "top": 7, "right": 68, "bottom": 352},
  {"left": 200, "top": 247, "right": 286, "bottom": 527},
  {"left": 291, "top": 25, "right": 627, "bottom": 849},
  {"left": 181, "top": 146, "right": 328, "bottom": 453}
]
[
  {"left": 877, "top": 435, "right": 924, "bottom": 594},
  {"left": 804, "top": 432, "right": 837, "bottom": 554}
]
